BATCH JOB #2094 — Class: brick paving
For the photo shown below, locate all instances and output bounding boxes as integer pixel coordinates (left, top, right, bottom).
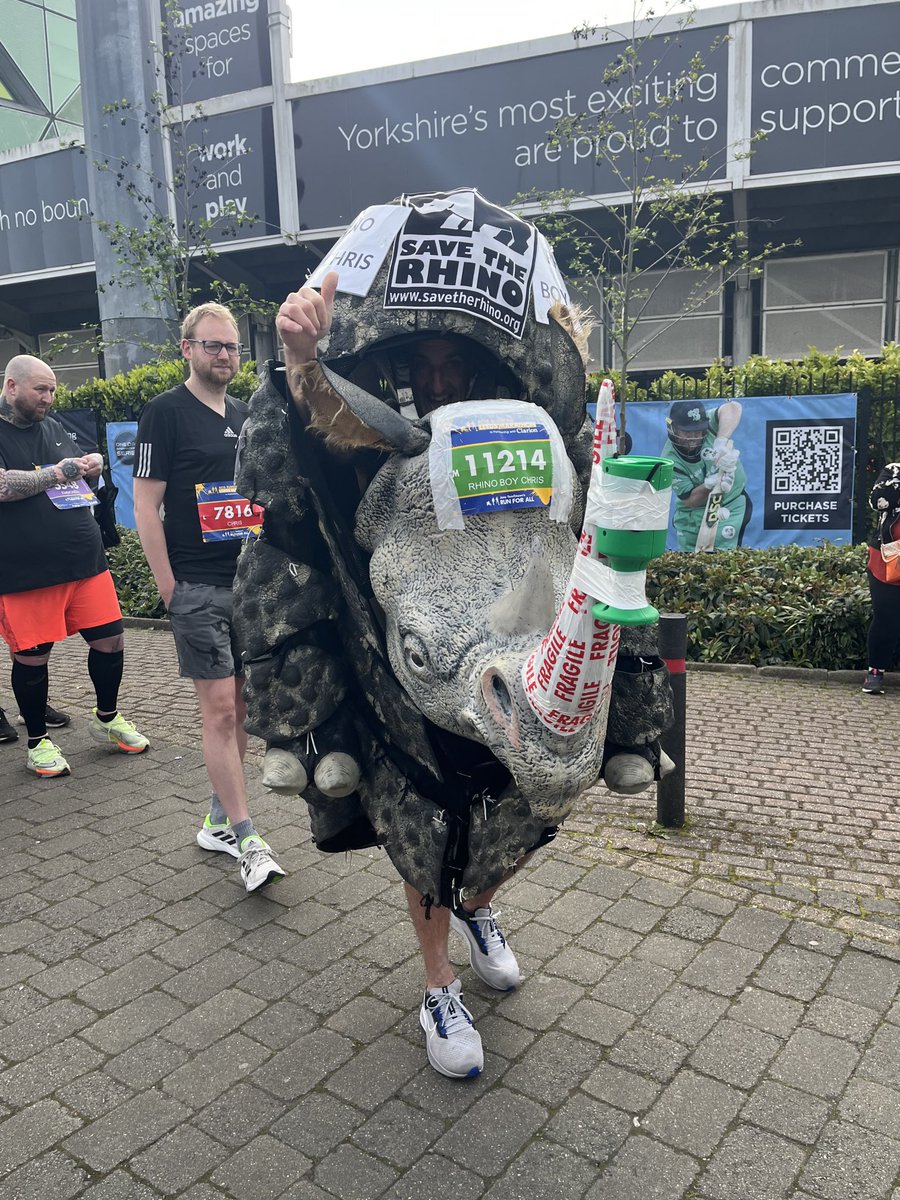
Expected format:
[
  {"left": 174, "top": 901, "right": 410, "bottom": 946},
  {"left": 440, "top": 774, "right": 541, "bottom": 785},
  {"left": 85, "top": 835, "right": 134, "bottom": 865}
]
[{"left": 1, "top": 626, "right": 899, "bottom": 1199}]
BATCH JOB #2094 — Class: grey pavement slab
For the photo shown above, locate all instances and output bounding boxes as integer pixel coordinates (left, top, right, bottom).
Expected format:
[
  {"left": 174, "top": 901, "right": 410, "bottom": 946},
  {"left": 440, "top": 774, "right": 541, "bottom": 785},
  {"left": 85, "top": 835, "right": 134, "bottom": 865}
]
[{"left": 0, "top": 629, "right": 899, "bottom": 1198}]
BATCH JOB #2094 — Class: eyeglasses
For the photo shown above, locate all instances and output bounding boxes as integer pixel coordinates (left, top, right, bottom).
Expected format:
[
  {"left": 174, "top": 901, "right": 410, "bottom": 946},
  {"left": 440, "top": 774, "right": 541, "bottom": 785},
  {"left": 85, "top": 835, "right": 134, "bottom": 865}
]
[{"left": 186, "top": 339, "right": 243, "bottom": 356}]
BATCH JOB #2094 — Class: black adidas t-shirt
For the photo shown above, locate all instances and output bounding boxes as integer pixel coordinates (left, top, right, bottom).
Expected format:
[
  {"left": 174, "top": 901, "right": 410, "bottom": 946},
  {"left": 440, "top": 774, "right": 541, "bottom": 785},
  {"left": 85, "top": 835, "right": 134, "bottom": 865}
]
[
  {"left": 0, "top": 414, "right": 107, "bottom": 595},
  {"left": 133, "top": 383, "right": 250, "bottom": 587}
]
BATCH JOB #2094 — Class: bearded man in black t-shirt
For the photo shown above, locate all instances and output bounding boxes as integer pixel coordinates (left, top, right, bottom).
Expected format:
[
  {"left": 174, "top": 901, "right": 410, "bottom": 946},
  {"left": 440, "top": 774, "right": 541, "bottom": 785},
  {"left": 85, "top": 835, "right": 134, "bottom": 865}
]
[
  {"left": 133, "top": 303, "right": 284, "bottom": 894},
  {"left": 0, "top": 355, "right": 149, "bottom": 778}
]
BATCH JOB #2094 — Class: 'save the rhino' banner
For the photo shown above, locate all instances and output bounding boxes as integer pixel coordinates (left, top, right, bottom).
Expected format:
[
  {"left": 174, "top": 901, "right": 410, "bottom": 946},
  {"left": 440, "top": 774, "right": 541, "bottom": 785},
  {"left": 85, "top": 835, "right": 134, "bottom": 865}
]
[
  {"left": 305, "top": 188, "right": 572, "bottom": 337},
  {"left": 619, "top": 394, "right": 857, "bottom": 551},
  {"left": 384, "top": 190, "right": 537, "bottom": 339}
]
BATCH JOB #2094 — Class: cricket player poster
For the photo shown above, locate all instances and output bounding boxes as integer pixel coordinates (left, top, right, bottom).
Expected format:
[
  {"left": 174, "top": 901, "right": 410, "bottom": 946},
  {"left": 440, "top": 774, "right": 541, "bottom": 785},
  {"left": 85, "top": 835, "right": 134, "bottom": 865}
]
[{"left": 594, "top": 394, "right": 858, "bottom": 552}]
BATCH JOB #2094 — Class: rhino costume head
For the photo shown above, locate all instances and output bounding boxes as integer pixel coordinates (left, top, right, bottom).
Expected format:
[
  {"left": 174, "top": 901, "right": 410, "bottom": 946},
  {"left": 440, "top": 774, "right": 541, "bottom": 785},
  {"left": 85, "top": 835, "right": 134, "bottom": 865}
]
[{"left": 234, "top": 188, "right": 671, "bottom": 906}]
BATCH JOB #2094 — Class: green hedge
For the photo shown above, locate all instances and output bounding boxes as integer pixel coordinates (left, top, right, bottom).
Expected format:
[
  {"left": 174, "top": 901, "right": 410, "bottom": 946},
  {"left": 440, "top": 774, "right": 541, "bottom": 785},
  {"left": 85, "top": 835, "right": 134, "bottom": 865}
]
[
  {"left": 589, "top": 342, "right": 900, "bottom": 403},
  {"left": 648, "top": 543, "right": 870, "bottom": 669},
  {"left": 107, "top": 530, "right": 166, "bottom": 620},
  {"left": 108, "top": 530, "right": 873, "bottom": 669},
  {"left": 52, "top": 360, "right": 261, "bottom": 450}
]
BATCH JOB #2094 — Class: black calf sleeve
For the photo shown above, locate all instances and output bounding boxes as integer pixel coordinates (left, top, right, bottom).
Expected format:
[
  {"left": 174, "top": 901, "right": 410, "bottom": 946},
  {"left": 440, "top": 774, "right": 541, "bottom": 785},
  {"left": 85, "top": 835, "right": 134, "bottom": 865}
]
[
  {"left": 11, "top": 658, "right": 49, "bottom": 739},
  {"left": 88, "top": 648, "right": 124, "bottom": 714},
  {"left": 79, "top": 619, "right": 124, "bottom": 642}
]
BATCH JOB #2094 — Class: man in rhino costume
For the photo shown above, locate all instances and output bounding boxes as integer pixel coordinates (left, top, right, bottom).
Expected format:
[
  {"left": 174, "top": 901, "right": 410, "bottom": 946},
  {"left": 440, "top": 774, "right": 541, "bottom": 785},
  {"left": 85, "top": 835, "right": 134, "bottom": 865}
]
[{"left": 233, "top": 190, "right": 672, "bottom": 1078}]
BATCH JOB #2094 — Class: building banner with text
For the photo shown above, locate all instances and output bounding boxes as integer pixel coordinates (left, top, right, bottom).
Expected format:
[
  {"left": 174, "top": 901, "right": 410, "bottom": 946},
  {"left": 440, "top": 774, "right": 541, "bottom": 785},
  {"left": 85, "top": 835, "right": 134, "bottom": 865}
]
[
  {"left": 292, "top": 25, "right": 728, "bottom": 228},
  {"left": 163, "top": 0, "right": 271, "bottom": 105},
  {"left": 750, "top": 4, "right": 900, "bottom": 174},
  {"left": 620, "top": 394, "right": 857, "bottom": 551},
  {"left": 172, "top": 107, "right": 279, "bottom": 244},
  {"left": 0, "top": 148, "right": 93, "bottom": 276}
]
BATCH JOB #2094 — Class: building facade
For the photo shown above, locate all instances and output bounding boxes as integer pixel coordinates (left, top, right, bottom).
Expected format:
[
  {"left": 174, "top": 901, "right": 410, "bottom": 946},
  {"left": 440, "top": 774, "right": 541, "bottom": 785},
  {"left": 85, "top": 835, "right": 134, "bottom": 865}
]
[{"left": 0, "top": 0, "right": 898, "bottom": 383}]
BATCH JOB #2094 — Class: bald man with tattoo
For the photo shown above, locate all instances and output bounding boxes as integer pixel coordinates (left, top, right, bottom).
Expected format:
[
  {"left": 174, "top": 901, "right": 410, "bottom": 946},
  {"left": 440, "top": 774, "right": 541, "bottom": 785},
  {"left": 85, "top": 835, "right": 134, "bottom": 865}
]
[{"left": 0, "top": 355, "right": 148, "bottom": 777}]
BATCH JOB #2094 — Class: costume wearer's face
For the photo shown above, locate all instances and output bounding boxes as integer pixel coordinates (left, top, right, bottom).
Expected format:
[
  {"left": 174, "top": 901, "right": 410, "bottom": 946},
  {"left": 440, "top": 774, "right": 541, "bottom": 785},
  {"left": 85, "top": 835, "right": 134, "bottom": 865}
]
[
  {"left": 182, "top": 316, "right": 241, "bottom": 389},
  {"left": 409, "top": 339, "right": 471, "bottom": 415},
  {"left": 4, "top": 364, "right": 57, "bottom": 423}
]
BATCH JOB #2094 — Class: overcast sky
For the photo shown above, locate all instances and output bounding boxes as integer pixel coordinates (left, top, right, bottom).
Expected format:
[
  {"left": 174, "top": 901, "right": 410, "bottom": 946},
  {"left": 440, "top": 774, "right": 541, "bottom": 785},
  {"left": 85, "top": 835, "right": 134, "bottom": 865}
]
[{"left": 286, "top": 0, "right": 728, "bottom": 82}]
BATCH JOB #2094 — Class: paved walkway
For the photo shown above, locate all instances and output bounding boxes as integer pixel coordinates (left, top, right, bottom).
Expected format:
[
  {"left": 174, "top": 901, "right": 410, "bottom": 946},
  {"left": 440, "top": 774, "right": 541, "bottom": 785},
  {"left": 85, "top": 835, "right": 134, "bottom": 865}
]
[{"left": 2, "top": 627, "right": 899, "bottom": 1200}]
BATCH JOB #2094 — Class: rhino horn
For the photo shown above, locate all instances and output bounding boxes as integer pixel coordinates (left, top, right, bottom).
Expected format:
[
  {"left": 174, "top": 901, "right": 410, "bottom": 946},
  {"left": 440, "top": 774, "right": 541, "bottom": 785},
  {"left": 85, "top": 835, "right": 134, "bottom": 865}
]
[{"left": 488, "top": 551, "right": 557, "bottom": 635}]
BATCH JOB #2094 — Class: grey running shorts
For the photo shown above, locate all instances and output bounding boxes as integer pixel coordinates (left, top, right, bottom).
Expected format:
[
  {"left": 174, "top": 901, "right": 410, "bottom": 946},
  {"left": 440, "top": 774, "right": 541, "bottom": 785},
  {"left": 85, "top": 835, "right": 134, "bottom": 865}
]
[{"left": 167, "top": 580, "right": 243, "bottom": 680}]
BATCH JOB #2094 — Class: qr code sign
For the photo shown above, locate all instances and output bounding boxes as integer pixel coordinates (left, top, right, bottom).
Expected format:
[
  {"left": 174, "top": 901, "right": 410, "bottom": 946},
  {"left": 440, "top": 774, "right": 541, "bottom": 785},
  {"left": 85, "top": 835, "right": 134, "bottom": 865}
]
[{"left": 771, "top": 426, "right": 843, "bottom": 494}]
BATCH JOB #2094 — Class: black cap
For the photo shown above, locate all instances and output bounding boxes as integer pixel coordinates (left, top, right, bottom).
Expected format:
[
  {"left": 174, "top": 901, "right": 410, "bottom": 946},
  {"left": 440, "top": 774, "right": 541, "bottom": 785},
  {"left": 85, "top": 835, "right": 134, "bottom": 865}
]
[{"left": 668, "top": 400, "right": 709, "bottom": 430}]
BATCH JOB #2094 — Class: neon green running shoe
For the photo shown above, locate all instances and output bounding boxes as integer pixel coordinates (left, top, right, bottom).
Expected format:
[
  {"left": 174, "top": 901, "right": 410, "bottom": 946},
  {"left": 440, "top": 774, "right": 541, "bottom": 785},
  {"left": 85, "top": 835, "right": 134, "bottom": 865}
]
[
  {"left": 87, "top": 709, "right": 149, "bottom": 754},
  {"left": 26, "top": 738, "right": 71, "bottom": 778}
]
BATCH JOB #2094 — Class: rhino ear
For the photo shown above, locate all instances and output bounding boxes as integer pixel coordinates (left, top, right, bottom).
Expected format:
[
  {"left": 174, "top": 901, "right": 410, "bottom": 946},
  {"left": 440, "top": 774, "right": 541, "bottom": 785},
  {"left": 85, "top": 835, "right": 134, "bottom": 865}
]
[{"left": 286, "top": 361, "right": 431, "bottom": 456}]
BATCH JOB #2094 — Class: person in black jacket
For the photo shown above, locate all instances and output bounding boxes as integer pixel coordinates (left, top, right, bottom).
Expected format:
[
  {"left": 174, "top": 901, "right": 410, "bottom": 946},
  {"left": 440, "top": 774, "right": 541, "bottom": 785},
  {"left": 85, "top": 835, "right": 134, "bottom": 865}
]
[
  {"left": 862, "top": 462, "right": 900, "bottom": 694},
  {"left": 0, "top": 355, "right": 148, "bottom": 776}
]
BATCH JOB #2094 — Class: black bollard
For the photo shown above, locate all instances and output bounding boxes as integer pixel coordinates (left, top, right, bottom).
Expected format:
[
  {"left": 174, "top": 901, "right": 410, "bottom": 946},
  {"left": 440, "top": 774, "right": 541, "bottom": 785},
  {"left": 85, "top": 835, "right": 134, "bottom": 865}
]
[{"left": 657, "top": 612, "right": 687, "bottom": 828}]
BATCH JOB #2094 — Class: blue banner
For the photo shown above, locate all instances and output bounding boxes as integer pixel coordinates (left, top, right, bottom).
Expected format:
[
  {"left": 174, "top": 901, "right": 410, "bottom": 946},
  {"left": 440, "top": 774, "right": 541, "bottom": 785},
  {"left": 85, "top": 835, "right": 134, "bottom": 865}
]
[
  {"left": 106, "top": 422, "right": 138, "bottom": 530},
  {"left": 616, "top": 394, "right": 857, "bottom": 551}
]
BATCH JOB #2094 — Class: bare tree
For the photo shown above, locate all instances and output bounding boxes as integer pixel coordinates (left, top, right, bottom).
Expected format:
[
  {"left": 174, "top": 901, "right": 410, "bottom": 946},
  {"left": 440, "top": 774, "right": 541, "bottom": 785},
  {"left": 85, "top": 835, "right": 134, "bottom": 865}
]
[{"left": 524, "top": 1, "right": 795, "bottom": 441}]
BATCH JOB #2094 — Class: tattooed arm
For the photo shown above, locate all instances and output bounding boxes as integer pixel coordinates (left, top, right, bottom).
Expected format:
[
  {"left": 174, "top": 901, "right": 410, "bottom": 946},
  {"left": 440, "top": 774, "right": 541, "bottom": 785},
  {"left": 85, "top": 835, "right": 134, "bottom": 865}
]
[{"left": 0, "top": 458, "right": 86, "bottom": 502}]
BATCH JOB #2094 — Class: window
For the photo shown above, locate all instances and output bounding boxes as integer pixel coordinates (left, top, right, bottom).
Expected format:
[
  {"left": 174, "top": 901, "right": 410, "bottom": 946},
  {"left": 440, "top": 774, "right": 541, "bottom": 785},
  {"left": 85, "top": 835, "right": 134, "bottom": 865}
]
[
  {"left": 0, "top": 1, "right": 81, "bottom": 153},
  {"left": 763, "top": 253, "right": 887, "bottom": 359},
  {"left": 611, "top": 268, "right": 724, "bottom": 370}
]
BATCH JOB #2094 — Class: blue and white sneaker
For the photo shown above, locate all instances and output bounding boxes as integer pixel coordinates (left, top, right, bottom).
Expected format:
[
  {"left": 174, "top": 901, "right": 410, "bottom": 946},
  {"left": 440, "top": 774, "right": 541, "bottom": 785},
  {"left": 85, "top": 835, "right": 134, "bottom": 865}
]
[
  {"left": 419, "top": 979, "right": 483, "bottom": 1079},
  {"left": 450, "top": 905, "right": 520, "bottom": 991}
]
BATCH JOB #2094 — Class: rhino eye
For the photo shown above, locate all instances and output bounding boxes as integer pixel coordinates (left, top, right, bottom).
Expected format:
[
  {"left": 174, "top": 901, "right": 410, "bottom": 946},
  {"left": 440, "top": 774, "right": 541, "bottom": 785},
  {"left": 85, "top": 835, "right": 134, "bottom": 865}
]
[{"left": 401, "top": 633, "right": 432, "bottom": 678}]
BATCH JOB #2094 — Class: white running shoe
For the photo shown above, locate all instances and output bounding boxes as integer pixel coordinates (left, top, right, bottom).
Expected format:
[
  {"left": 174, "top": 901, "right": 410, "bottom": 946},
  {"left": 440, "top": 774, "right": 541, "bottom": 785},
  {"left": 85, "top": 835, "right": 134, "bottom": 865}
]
[
  {"left": 196, "top": 814, "right": 240, "bottom": 858},
  {"left": 238, "top": 836, "right": 286, "bottom": 893},
  {"left": 419, "top": 979, "right": 483, "bottom": 1079},
  {"left": 450, "top": 905, "right": 520, "bottom": 991}
]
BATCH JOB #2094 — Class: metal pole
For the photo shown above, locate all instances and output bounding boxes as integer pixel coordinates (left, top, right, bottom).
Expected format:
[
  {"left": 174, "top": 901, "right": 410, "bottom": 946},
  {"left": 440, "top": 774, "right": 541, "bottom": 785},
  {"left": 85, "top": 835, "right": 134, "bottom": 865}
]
[{"left": 657, "top": 612, "right": 687, "bottom": 828}]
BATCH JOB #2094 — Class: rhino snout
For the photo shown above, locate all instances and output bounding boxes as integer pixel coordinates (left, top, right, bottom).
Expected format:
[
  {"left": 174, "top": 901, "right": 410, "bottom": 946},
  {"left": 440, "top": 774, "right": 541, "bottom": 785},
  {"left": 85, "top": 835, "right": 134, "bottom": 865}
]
[{"left": 480, "top": 667, "right": 521, "bottom": 751}]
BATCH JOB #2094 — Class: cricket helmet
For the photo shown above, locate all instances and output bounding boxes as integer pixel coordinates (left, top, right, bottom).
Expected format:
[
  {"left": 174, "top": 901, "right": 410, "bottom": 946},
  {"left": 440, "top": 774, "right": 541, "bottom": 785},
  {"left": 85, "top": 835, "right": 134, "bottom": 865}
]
[{"left": 666, "top": 400, "right": 710, "bottom": 460}]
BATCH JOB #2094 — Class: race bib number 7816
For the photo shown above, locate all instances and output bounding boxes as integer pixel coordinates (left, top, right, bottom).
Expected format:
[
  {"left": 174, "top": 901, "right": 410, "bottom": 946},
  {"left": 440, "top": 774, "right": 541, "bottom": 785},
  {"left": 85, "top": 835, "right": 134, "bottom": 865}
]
[{"left": 195, "top": 480, "right": 263, "bottom": 542}]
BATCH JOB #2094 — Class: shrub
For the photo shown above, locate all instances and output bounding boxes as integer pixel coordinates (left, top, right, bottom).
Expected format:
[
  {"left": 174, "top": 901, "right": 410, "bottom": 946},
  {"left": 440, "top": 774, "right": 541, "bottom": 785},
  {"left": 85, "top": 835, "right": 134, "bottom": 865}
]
[
  {"left": 107, "top": 528, "right": 873, "bottom": 669},
  {"left": 648, "top": 543, "right": 871, "bottom": 669},
  {"left": 107, "top": 529, "right": 165, "bottom": 620},
  {"left": 53, "top": 360, "right": 261, "bottom": 451},
  {"left": 589, "top": 342, "right": 900, "bottom": 404}
]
